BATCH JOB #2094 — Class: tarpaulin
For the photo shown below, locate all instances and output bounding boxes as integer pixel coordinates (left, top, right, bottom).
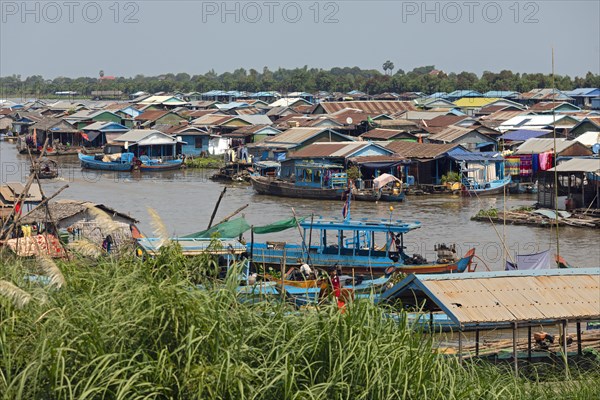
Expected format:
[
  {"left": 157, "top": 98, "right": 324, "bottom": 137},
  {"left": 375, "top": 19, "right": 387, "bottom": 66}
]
[
  {"left": 252, "top": 216, "right": 305, "bottom": 234},
  {"left": 183, "top": 217, "right": 251, "bottom": 239},
  {"left": 373, "top": 173, "right": 401, "bottom": 190},
  {"left": 505, "top": 250, "right": 551, "bottom": 270}
]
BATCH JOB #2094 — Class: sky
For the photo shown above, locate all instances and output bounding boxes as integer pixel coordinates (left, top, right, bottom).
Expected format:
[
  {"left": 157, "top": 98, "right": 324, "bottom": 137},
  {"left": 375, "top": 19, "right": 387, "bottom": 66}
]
[{"left": 1, "top": 0, "right": 599, "bottom": 78}]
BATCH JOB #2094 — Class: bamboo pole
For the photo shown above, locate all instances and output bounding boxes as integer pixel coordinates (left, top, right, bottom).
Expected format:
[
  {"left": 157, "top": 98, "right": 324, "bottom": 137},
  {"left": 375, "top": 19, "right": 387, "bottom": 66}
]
[
  {"left": 214, "top": 204, "right": 248, "bottom": 226},
  {"left": 207, "top": 187, "right": 227, "bottom": 229}
]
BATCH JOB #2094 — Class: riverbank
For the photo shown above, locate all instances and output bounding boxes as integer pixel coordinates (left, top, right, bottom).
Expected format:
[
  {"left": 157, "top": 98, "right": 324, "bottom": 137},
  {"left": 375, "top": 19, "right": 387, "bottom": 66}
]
[{"left": 1, "top": 252, "right": 598, "bottom": 399}]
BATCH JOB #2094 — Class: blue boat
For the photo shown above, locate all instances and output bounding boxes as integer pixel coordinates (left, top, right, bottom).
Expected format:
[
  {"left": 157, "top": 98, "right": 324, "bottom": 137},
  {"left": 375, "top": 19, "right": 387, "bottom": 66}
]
[
  {"left": 250, "top": 215, "right": 476, "bottom": 276},
  {"left": 78, "top": 152, "right": 134, "bottom": 171},
  {"left": 137, "top": 155, "right": 184, "bottom": 171},
  {"left": 461, "top": 175, "right": 512, "bottom": 196}
]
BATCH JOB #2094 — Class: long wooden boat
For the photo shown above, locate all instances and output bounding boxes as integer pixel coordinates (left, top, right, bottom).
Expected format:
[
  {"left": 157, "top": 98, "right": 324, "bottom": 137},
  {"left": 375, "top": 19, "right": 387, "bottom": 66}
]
[
  {"left": 78, "top": 152, "right": 134, "bottom": 171},
  {"left": 138, "top": 157, "right": 184, "bottom": 171},
  {"left": 250, "top": 175, "right": 345, "bottom": 200},
  {"left": 379, "top": 190, "right": 406, "bottom": 202},
  {"left": 250, "top": 215, "right": 477, "bottom": 276},
  {"left": 461, "top": 175, "right": 512, "bottom": 196}
]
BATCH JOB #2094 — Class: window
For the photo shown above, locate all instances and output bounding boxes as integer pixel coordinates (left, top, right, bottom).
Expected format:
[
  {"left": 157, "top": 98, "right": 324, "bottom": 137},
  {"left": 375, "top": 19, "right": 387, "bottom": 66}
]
[{"left": 195, "top": 137, "right": 203, "bottom": 149}]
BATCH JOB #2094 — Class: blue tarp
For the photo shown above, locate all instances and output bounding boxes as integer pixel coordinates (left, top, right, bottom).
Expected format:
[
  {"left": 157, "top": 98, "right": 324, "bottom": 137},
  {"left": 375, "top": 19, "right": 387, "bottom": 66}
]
[{"left": 499, "top": 129, "right": 549, "bottom": 141}]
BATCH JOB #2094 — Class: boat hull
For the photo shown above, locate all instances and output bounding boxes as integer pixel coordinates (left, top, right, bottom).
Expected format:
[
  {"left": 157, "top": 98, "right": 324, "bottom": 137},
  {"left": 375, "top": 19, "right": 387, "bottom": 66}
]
[
  {"left": 461, "top": 176, "right": 512, "bottom": 196},
  {"left": 139, "top": 159, "right": 183, "bottom": 171},
  {"left": 250, "top": 244, "right": 475, "bottom": 276},
  {"left": 78, "top": 153, "right": 133, "bottom": 171},
  {"left": 250, "top": 176, "right": 344, "bottom": 200}
]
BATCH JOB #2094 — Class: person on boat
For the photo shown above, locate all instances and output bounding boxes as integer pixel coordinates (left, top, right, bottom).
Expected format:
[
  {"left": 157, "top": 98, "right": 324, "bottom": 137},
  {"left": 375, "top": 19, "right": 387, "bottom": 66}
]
[{"left": 329, "top": 268, "right": 341, "bottom": 299}]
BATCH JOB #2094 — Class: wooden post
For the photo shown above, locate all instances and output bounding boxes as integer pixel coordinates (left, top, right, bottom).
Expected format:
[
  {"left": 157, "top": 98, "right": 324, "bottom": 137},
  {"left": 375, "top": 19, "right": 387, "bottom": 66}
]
[
  {"left": 475, "top": 329, "right": 480, "bottom": 357},
  {"left": 429, "top": 311, "right": 434, "bottom": 336},
  {"left": 576, "top": 321, "right": 582, "bottom": 356},
  {"left": 207, "top": 187, "right": 227, "bottom": 229},
  {"left": 527, "top": 325, "right": 532, "bottom": 361},
  {"left": 307, "top": 214, "right": 314, "bottom": 265},
  {"left": 458, "top": 329, "right": 463, "bottom": 365},
  {"left": 291, "top": 207, "right": 308, "bottom": 264},
  {"left": 562, "top": 319, "right": 569, "bottom": 377},
  {"left": 513, "top": 322, "right": 518, "bottom": 377}
]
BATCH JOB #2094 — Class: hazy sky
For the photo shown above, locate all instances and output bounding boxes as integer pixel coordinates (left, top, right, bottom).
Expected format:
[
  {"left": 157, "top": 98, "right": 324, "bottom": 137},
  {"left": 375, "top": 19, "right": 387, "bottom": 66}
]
[{"left": 1, "top": 0, "right": 599, "bottom": 78}]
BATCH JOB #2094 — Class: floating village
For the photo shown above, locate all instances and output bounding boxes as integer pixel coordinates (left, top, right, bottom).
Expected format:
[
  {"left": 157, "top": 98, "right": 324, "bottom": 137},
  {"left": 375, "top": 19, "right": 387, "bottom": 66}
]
[{"left": 0, "top": 87, "right": 599, "bottom": 394}]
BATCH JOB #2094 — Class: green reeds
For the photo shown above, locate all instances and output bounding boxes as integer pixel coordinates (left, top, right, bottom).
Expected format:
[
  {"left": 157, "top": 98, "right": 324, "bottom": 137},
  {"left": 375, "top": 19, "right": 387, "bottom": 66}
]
[{"left": 0, "top": 253, "right": 598, "bottom": 399}]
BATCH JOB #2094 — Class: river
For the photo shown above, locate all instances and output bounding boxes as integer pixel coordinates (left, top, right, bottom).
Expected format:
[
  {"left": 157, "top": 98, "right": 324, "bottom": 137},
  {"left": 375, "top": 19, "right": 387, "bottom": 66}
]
[{"left": 1, "top": 139, "right": 598, "bottom": 270}]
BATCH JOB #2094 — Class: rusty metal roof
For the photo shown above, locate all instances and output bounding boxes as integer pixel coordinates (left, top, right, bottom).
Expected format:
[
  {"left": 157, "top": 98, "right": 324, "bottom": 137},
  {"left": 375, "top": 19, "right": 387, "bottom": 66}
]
[
  {"left": 317, "top": 101, "right": 416, "bottom": 115},
  {"left": 379, "top": 268, "right": 600, "bottom": 329},
  {"left": 360, "top": 128, "right": 411, "bottom": 140},
  {"left": 427, "top": 126, "right": 474, "bottom": 143},
  {"left": 384, "top": 141, "right": 460, "bottom": 159}
]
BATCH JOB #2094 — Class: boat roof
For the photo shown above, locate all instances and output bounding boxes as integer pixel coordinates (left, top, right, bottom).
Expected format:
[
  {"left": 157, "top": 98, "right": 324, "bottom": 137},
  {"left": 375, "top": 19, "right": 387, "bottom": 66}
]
[
  {"left": 295, "top": 161, "right": 344, "bottom": 169},
  {"left": 300, "top": 216, "right": 421, "bottom": 233}
]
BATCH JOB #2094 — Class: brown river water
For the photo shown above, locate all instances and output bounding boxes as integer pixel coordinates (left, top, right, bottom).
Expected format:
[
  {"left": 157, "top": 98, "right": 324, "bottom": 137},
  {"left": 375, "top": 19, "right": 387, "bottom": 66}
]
[{"left": 1, "top": 139, "right": 598, "bottom": 270}]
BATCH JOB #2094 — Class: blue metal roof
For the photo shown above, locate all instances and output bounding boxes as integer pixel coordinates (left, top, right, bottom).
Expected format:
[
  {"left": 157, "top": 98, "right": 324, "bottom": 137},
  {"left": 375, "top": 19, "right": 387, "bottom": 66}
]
[
  {"left": 299, "top": 216, "right": 421, "bottom": 233},
  {"left": 565, "top": 88, "right": 600, "bottom": 97},
  {"left": 499, "top": 129, "right": 549, "bottom": 141},
  {"left": 448, "top": 148, "right": 503, "bottom": 162},
  {"left": 428, "top": 92, "right": 448, "bottom": 98},
  {"left": 446, "top": 90, "right": 482, "bottom": 98},
  {"left": 483, "top": 91, "right": 519, "bottom": 98}
]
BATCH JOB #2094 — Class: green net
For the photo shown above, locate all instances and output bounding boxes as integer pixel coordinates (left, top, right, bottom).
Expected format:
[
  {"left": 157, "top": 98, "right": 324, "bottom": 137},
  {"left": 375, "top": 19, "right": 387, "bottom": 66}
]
[
  {"left": 182, "top": 217, "right": 251, "bottom": 239},
  {"left": 252, "top": 217, "right": 304, "bottom": 234}
]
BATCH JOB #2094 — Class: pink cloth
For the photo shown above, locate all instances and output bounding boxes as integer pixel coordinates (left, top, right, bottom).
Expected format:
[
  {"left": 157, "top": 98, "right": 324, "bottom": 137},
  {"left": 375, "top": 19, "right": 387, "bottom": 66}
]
[{"left": 538, "top": 152, "right": 553, "bottom": 171}]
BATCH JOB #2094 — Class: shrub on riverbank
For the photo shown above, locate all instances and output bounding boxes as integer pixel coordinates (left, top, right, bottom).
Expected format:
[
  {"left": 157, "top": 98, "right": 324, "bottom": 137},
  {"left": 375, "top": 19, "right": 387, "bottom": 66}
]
[
  {"left": 0, "top": 253, "right": 598, "bottom": 399},
  {"left": 185, "top": 156, "right": 224, "bottom": 169}
]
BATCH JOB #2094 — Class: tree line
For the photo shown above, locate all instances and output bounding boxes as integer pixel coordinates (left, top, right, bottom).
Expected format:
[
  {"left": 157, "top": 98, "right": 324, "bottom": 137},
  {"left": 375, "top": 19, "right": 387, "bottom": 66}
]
[{"left": 1, "top": 65, "right": 599, "bottom": 98}]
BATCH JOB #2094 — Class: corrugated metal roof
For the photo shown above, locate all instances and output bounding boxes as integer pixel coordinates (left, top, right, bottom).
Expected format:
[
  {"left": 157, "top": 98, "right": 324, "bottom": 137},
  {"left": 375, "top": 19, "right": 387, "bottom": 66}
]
[
  {"left": 428, "top": 126, "right": 474, "bottom": 143},
  {"left": 384, "top": 141, "right": 460, "bottom": 159},
  {"left": 379, "top": 268, "right": 600, "bottom": 327},
  {"left": 453, "top": 97, "right": 499, "bottom": 108},
  {"left": 317, "top": 101, "right": 416, "bottom": 115},
  {"left": 549, "top": 157, "right": 600, "bottom": 172},
  {"left": 514, "top": 138, "right": 572, "bottom": 154},
  {"left": 264, "top": 127, "right": 351, "bottom": 146},
  {"left": 498, "top": 129, "right": 550, "bottom": 141},
  {"left": 360, "top": 128, "right": 409, "bottom": 140},
  {"left": 113, "top": 129, "right": 177, "bottom": 145},
  {"left": 575, "top": 131, "right": 600, "bottom": 146},
  {"left": 288, "top": 142, "right": 367, "bottom": 158}
]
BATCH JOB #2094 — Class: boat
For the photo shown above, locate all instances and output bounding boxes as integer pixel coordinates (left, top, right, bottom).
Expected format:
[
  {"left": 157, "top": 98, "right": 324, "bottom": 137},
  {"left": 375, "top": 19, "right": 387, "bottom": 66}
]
[
  {"left": 250, "top": 175, "right": 346, "bottom": 200},
  {"left": 210, "top": 162, "right": 252, "bottom": 182},
  {"left": 137, "top": 155, "right": 184, "bottom": 171},
  {"left": 372, "top": 173, "right": 406, "bottom": 202},
  {"left": 78, "top": 152, "right": 134, "bottom": 171},
  {"left": 250, "top": 162, "right": 348, "bottom": 200},
  {"left": 461, "top": 175, "right": 512, "bottom": 196},
  {"left": 250, "top": 214, "right": 477, "bottom": 276},
  {"left": 30, "top": 158, "right": 58, "bottom": 179}
]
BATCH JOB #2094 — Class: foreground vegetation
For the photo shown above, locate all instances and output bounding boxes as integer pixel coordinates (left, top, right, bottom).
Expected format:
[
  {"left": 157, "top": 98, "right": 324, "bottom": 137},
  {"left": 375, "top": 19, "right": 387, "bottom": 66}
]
[{"left": 0, "top": 249, "right": 599, "bottom": 399}]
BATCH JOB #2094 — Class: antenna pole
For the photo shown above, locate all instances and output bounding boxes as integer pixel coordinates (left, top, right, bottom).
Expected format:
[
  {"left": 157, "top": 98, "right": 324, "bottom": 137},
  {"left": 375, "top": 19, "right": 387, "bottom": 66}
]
[{"left": 551, "top": 48, "right": 560, "bottom": 259}]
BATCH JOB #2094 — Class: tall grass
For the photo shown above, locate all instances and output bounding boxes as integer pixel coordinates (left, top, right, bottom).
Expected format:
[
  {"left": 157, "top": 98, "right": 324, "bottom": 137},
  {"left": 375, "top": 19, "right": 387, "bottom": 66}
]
[{"left": 0, "top": 251, "right": 598, "bottom": 399}]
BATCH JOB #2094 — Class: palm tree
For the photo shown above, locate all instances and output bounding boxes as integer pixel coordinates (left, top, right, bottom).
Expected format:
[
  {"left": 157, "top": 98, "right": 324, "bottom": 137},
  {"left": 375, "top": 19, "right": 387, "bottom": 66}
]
[{"left": 382, "top": 61, "right": 395, "bottom": 76}]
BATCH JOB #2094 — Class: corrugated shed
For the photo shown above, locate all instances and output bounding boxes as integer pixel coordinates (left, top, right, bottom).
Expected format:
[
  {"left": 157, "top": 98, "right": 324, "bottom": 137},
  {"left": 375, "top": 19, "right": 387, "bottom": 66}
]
[
  {"left": 549, "top": 158, "right": 600, "bottom": 172},
  {"left": 380, "top": 268, "right": 600, "bottom": 327},
  {"left": 317, "top": 101, "right": 416, "bottom": 115},
  {"left": 514, "top": 138, "right": 571, "bottom": 154}
]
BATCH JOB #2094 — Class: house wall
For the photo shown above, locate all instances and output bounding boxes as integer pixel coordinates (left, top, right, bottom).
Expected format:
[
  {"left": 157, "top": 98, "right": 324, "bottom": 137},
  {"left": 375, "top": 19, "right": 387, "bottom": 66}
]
[{"left": 181, "top": 135, "right": 209, "bottom": 156}]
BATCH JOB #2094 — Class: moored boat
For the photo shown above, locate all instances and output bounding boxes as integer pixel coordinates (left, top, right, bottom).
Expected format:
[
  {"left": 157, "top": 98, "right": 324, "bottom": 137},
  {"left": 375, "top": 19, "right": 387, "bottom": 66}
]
[
  {"left": 30, "top": 158, "right": 58, "bottom": 179},
  {"left": 137, "top": 155, "right": 184, "bottom": 171},
  {"left": 461, "top": 175, "right": 512, "bottom": 196},
  {"left": 250, "top": 215, "right": 477, "bottom": 276},
  {"left": 78, "top": 152, "right": 134, "bottom": 171}
]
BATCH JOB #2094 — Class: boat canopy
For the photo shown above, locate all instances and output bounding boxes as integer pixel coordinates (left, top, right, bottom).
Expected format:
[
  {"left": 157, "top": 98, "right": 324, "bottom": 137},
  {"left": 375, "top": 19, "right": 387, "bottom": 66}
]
[
  {"left": 373, "top": 173, "right": 401, "bottom": 190},
  {"left": 299, "top": 216, "right": 421, "bottom": 234}
]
